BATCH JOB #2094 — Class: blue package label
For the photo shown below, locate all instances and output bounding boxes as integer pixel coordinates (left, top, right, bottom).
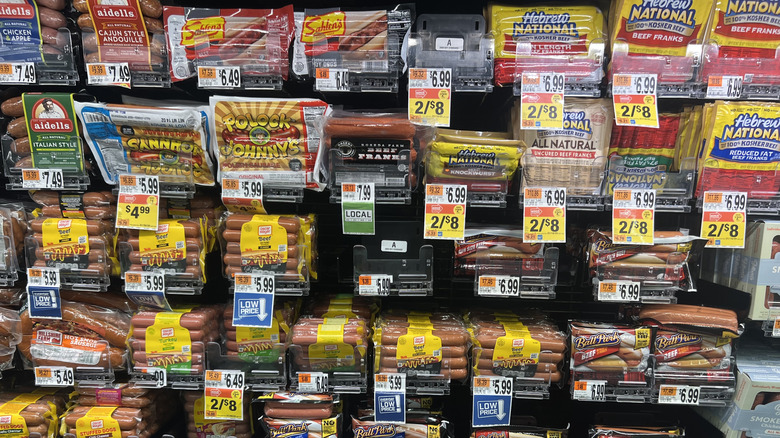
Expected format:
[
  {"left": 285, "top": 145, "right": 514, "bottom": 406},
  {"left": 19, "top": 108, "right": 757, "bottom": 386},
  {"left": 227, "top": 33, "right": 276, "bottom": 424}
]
[
  {"left": 728, "top": 400, "right": 780, "bottom": 437},
  {"left": 0, "top": 0, "right": 43, "bottom": 63},
  {"left": 27, "top": 285, "right": 61, "bottom": 319}
]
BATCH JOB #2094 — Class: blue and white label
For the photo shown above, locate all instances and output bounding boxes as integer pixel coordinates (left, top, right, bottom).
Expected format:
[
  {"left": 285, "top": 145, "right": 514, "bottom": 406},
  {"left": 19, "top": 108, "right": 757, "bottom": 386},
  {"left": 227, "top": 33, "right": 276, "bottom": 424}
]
[
  {"left": 124, "top": 271, "right": 170, "bottom": 311},
  {"left": 27, "top": 286, "right": 61, "bottom": 320},
  {"left": 472, "top": 376, "right": 512, "bottom": 427},
  {"left": 233, "top": 273, "right": 274, "bottom": 328},
  {"left": 374, "top": 373, "right": 406, "bottom": 424}
]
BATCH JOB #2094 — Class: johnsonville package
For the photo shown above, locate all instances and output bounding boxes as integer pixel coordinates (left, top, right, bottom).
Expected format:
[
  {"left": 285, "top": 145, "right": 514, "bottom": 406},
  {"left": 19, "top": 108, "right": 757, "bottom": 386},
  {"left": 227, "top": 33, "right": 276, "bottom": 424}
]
[
  {"left": 697, "top": 100, "right": 780, "bottom": 197},
  {"left": 210, "top": 97, "right": 329, "bottom": 191},
  {"left": 0, "top": 0, "right": 71, "bottom": 63},
  {"left": 487, "top": 4, "right": 606, "bottom": 86},
  {"left": 74, "top": 102, "right": 215, "bottom": 186},
  {"left": 163, "top": 6, "right": 294, "bottom": 82}
]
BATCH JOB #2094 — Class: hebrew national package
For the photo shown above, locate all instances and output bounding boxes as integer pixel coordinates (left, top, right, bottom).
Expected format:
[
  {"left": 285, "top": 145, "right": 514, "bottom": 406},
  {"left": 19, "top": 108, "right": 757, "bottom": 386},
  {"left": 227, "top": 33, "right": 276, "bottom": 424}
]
[
  {"left": 697, "top": 101, "right": 780, "bottom": 197},
  {"left": 487, "top": 4, "right": 606, "bottom": 86},
  {"left": 705, "top": 0, "right": 780, "bottom": 57}
]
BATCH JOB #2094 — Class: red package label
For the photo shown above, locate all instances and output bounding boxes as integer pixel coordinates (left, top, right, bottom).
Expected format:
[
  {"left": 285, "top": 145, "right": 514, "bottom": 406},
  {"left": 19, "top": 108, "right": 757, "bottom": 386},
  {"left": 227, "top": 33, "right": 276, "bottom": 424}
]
[{"left": 86, "top": 0, "right": 150, "bottom": 64}]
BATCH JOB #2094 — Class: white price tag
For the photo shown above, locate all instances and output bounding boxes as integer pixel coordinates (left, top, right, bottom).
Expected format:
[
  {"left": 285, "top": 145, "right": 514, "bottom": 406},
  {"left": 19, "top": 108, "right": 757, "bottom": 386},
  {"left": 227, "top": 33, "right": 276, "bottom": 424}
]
[
  {"left": 375, "top": 373, "right": 406, "bottom": 393},
  {"left": 298, "top": 372, "right": 328, "bottom": 393},
  {"left": 773, "top": 316, "right": 780, "bottom": 337},
  {"left": 342, "top": 182, "right": 375, "bottom": 203},
  {"left": 658, "top": 385, "right": 700, "bottom": 405},
  {"left": 124, "top": 271, "right": 164, "bottom": 293},
  {"left": 473, "top": 376, "right": 513, "bottom": 396},
  {"left": 21, "top": 169, "right": 63, "bottom": 189},
  {"left": 234, "top": 273, "right": 275, "bottom": 294},
  {"left": 477, "top": 276, "right": 521, "bottom": 297},
  {"left": 87, "top": 63, "right": 131, "bottom": 88},
  {"left": 35, "top": 366, "right": 74, "bottom": 386},
  {"left": 706, "top": 75, "right": 743, "bottom": 99},
  {"left": 357, "top": 274, "right": 392, "bottom": 296},
  {"left": 206, "top": 369, "right": 245, "bottom": 390},
  {"left": 315, "top": 68, "right": 350, "bottom": 92},
  {"left": 572, "top": 380, "right": 606, "bottom": 401},
  {"left": 27, "top": 267, "right": 60, "bottom": 288},
  {"left": 597, "top": 280, "right": 640, "bottom": 302},
  {"left": 198, "top": 66, "right": 241, "bottom": 88},
  {"left": 137, "top": 367, "right": 167, "bottom": 388},
  {"left": 0, "top": 62, "right": 36, "bottom": 84}
]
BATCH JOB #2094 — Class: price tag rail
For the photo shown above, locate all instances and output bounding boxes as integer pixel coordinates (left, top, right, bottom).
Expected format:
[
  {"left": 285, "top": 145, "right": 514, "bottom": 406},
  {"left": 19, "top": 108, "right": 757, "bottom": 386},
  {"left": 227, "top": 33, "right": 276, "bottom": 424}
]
[
  {"left": 695, "top": 173, "right": 780, "bottom": 216},
  {"left": 473, "top": 247, "right": 559, "bottom": 300},
  {"left": 405, "top": 374, "right": 451, "bottom": 396},
  {"left": 227, "top": 256, "right": 311, "bottom": 297},
  {"left": 571, "top": 374, "right": 653, "bottom": 403},
  {"left": 119, "top": 247, "right": 205, "bottom": 295},
  {"left": 205, "top": 343, "right": 287, "bottom": 392},
  {"left": 592, "top": 258, "right": 695, "bottom": 295},
  {"left": 352, "top": 245, "right": 434, "bottom": 297},
  {"left": 701, "top": 42, "right": 780, "bottom": 100},
  {"left": 328, "top": 152, "right": 416, "bottom": 205},
  {"left": 473, "top": 374, "right": 557, "bottom": 400},
  {"left": 25, "top": 236, "right": 110, "bottom": 292},
  {"left": 606, "top": 157, "right": 697, "bottom": 214},
  {"left": 520, "top": 155, "right": 607, "bottom": 211},
  {"left": 288, "top": 370, "right": 367, "bottom": 394},
  {"left": 264, "top": 186, "right": 305, "bottom": 204},
  {"left": 653, "top": 368, "right": 736, "bottom": 406},
  {"left": 83, "top": 37, "right": 172, "bottom": 88},
  {"left": 609, "top": 41, "right": 705, "bottom": 98},
  {"left": 34, "top": 359, "right": 115, "bottom": 387},
  {"left": 510, "top": 42, "right": 605, "bottom": 98},
  {"left": 592, "top": 279, "right": 684, "bottom": 304},
  {"left": 5, "top": 171, "right": 90, "bottom": 192},
  {"left": 0, "top": 35, "right": 79, "bottom": 86},
  {"left": 195, "top": 60, "right": 285, "bottom": 91},
  {"left": 131, "top": 367, "right": 203, "bottom": 390}
]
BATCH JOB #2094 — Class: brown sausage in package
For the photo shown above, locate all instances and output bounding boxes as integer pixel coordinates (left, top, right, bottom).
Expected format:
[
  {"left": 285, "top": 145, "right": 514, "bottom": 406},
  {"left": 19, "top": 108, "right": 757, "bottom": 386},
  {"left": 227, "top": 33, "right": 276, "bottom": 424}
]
[
  {"left": 261, "top": 392, "right": 336, "bottom": 420},
  {"left": 0, "top": 306, "right": 22, "bottom": 370},
  {"left": 289, "top": 316, "right": 369, "bottom": 374},
  {"left": 454, "top": 227, "right": 543, "bottom": 276},
  {"left": 569, "top": 321, "right": 652, "bottom": 383},
  {"left": 62, "top": 392, "right": 178, "bottom": 438}
]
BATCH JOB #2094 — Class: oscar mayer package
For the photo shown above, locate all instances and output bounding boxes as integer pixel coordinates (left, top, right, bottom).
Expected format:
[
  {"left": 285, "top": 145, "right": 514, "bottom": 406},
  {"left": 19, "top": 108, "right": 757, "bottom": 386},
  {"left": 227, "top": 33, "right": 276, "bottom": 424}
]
[
  {"left": 163, "top": 6, "right": 294, "bottom": 82},
  {"left": 569, "top": 322, "right": 652, "bottom": 388},
  {"left": 75, "top": 0, "right": 166, "bottom": 71},
  {"left": 210, "top": 97, "right": 329, "bottom": 191},
  {"left": 514, "top": 98, "right": 612, "bottom": 195},
  {"left": 0, "top": 0, "right": 71, "bottom": 64},
  {"left": 609, "top": 0, "right": 714, "bottom": 81},
  {"left": 185, "top": 391, "right": 252, "bottom": 438},
  {"left": 697, "top": 100, "right": 780, "bottom": 197},
  {"left": 260, "top": 392, "right": 337, "bottom": 420},
  {"left": 487, "top": 4, "right": 606, "bottom": 86},
  {"left": 75, "top": 101, "right": 215, "bottom": 187},
  {"left": 289, "top": 316, "right": 369, "bottom": 374},
  {"left": 426, "top": 129, "right": 524, "bottom": 194},
  {"left": 0, "top": 394, "right": 57, "bottom": 438},
  {"left": 223, "top": 299, "right": 295, "bottom": 363}
]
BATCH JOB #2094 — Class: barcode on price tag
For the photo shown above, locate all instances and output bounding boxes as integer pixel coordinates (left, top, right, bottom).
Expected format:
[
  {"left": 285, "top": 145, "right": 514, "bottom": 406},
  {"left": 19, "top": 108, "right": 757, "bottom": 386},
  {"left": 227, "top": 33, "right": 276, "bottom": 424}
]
[
  {"left": 477, "top": 276, "right": 521, "bottom": 297},
  {"left": 572, "top": 380, "right": 606, "bottom": 401},
  {"left": 298, "top": 372, "right": 328, "bottom": 393},
  {"left": 597, "top": 280, "right": 640, "bottom": 302},
  {"left": 35, "top": 366, "right": 74, "bottom": 386},
  {"left": 316, "top": 68, "right": 350, "bottom": 92},
  {"left": 198, "top": 66, "right": 241, "bottom": 88},
  {"left": 658, "top": 385, "right": 700, "bottom": 405},
  {"left": 21, "top": 169, "right": 64, "bottom": 189},
  {"left": 0, "top": 62, "right": 35, "bottom": 84},
  {"left": 358, "top": 274, "right": 392, "bottom": 296},
  {"left": 87, "top": 63, "right": 131, "bottom": 88}
]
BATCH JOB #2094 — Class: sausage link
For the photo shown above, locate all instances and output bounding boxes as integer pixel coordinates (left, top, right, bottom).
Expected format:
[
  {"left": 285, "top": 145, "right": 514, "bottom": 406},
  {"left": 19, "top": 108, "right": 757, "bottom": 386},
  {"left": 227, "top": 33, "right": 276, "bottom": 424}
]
[
  {"left": 36, "top": 0, "right": 66, "bottom": 10},
  {"left": 10, "top": 136, "right": 30, "bottom": 156},
  {"left": 38, "top": 7, "right": 66, "bottom": 28},
  {"left": 138, "top": 0, "right": 162, "bottom": 18},
  {"left": 224, "top": 214, "right": 300, "bottom": 233},
  {"left": 7, "top": 117, "right": 27, "bottom": 138},
  {"left": 1, "top": 97, "right": 23, "bottom": 117}
]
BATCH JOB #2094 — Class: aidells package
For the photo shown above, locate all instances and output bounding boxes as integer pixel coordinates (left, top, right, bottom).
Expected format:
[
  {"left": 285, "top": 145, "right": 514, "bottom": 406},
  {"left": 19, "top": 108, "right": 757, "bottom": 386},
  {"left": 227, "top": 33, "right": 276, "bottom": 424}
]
[{"left": 22, "top": 93, "right": 84, "bottom": 171}]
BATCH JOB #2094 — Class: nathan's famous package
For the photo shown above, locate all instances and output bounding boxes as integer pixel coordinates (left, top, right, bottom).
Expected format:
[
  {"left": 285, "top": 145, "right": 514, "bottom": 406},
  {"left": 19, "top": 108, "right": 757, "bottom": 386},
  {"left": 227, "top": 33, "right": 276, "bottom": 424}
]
[
  {"left": 209, "top": 97, "right": 328, "bottom": 191},
  {"left": 164, "top": 6, "right": 294, "bottom": 82},
  {"left": 515, "top": 98, "right": 612, "bottom": 195},
  {"left": 487, "top": 4, "right": 606, "bottom": 86},
  {"left": 75, "top": 102, "right": 215, "bottom": 186},
  {"left": 697, "top": 101, "right": 780, "bottom": 197}
]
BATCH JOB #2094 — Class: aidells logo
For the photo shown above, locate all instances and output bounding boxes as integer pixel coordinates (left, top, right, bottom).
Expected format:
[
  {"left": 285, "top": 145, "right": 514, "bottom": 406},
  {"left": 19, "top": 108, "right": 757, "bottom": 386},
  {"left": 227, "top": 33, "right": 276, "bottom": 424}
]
[
  {"left": 301, "top": 11, "right": 346, "bottom": 43},
  {"left": 180, "top": 17, "right": 226, "bottom": 46},
  {"left": 627, "top": 0, "right": 697, "bottom": 35}
]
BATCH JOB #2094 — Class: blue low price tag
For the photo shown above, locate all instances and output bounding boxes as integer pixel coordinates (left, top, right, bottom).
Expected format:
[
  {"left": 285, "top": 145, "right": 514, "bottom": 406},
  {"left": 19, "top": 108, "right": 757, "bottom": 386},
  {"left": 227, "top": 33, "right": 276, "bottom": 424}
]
[
  {"left": 374, "top": 373, "right": 406, "bottom": 424},
  {"left": 472, "top": 376, "right": 513, "bottom": 427},
  {"left": 124, "top": 272, "right": 171, "bottom": 311},
  {"left": 233, "top": 273, "right": 274, "bottom": 328},
  {"left": 27, "top": 286, "right": 61, "bottom": 319}
]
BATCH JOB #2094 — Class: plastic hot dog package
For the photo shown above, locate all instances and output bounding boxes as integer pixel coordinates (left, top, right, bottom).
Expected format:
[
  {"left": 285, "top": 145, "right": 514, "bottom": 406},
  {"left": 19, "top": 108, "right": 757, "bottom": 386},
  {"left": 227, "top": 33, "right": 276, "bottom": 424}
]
[
  {"left": 373, "top": 310, "right": 470, "bottom": 384},
  {"left": 129, "top": 306, "right": 222, "bottom": 377},
  {"left": 209, "top": 96, "right": 329, "bottom": 193},
  {"left": 30, "top": 190, "right": 117, "bottom": 220},
  {"left": 569, "top": 322, "right": 653, "bottom": 391},
  {"left": 467, "top": 310, "right": 567, "bottom": 389},
  {"left": 0, "top": 392, "right": 60, "bottom": 438},
  {"left": 263, "top": 414, "right": 342, "bottom": 438},
  {"left": 636, "top": 304, "right": 741, "bottom": 337},
  {"left": 184, "top": 390, "right": 252, "bottom": 438},
  {"left": 0, "top": 203, "right": 30, "bottom": 287},
  {"left": 454, "top": 227, "right": 544, "bottom": 277},
  {"left": 73, "top": 383, "right": 175, "bottom": 409},
  {"left": 589, "top": 425, "right": 684, "bottom": 437},
  {"left": 164, "top": 6, "right": 294, "bottom": 84},
  {"left": 74, "top": 101, "right": 215, "bottom": 190},
  {"left": 19, "top": 300, "right": 132, "bottom": 373},
  {"left": 304, "top": 294, "right": 378, "bottom": 321},
  {"left": 260, "top": 392, "right": 338, "bottom": 420},
  {"left": 0, "top": 306, "right": 22, "bottom": 371},
  {"left": 487, "top": 4, "right": 606, "bottom": 87},
  {"left": 61, "top": 394, "right": 178, "bottom": 438},
  {"left": 1, "top": 93, "right": 90, "bottom": 190},
  {"left": 471, "top": 425, "right": 569, "bottom": 438},
  {"left": 426, "top": 129, "right": 523, "bottom": 200},
  {"left": 315, "top": 109, "right": 433, "bottom": 199},
  {"left": 352, "top": 415, "right": 452, "bottom": 438}
]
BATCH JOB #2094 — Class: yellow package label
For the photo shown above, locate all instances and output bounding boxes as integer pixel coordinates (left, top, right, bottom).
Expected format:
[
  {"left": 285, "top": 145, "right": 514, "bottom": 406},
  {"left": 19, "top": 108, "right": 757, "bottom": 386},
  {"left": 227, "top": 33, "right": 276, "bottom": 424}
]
[
  {"left": 239, "top": 215, "right": 289, "bottom": 273},
  {"left": 308, "top": 323, "right": 354, "bottom": 367},
  {"left": 635, "top": 328, "right": 652, "bottom": 349},
  {"left": 611, "top": 0, "right": 713, "bottom": 56},
  {"left": 235, "top": 318, "right": 280, "bottom": 357},
  {"left": 138, "top": 219, "right": 187, "bottom": 270},
  {"left": 10, "top": 394, "right": 43, "bottom": 403},
  {"left": 406, "top": 315, "right": 434, "bottom": 328},
  {"left": 0, "top": 402, "right": 29, "bottom": 438},
  {"left": 428, "top": 142, "right": 521, "bottom": 181},
  {"left": 427, "top": 424, "right": 441, "bottom": 438},
  {"left": 492, "top": 331, "right": 541, "bottom": 367},
  {"left": 489, "top": 5, "right": 605, "bottom": 60},
  {"left": 322, "top": 417, "right": 338, "bottom": 438},
  {"left": 41, "top": 218, "right": 90, "bottom": 265},
  {"left": 396, "top": 328, "right": 443, "bottom": 372},
  {"left": 331, "top": 296, "right": 353, "bottom": 305},
  {"left": 75, "top": 407, "right": 121, "bottom": 438},
  {"left": 145, "top": 312, "right": 192, "bottom": 373},
  {"left": 322, "top": 304, "right": 357, "bottom": 319},
  {"left": 708, "top": 0, "right": 780, "bottom": 53}
]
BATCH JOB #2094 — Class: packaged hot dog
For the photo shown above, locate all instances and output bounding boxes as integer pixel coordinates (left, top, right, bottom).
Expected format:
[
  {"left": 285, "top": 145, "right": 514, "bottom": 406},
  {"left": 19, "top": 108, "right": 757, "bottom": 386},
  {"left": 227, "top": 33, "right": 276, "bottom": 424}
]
[
  {"left": 471, "top": 424, "right": 569, "bottom": 438},
  {"left": 426, "top": 129, "right": 523, "bottom": 197},
  {"left": 220, "top": 299, "right": 294, "bottom": 374},
  {"left": 1, "top": 94, "right": 89, "bottom": 190},
  {"left": 589, "top": 425, "right": 684, "bottom": 437},
  {"left": 373, "top": 310, "right": 470, "bottom": 383},
  {"left": 487, "top": 4, "right": 606, "bottom": 87},
  {"left": 75, "top": 101, "right": 215, "bottom": 188},
  {"left": 74, "top": 383, "right": 173, "bottom": 409},
  {"left": 61, "top": 401, "right": 176, "bottom": 438},
  {"left": 0, "top": 203, "right": 29, "bottom": 287},
  {"left": 650, "top": 328, "right": 733, "bottom": 372},
  {"left": 164, "top": 6, "right": 294, "bottom": 83},
  {"left": 18, "top": 300, "right": 131, "bottom": 372},
  {"left": 305, "top": 294, "right": 378, "bottom": 320},
  {"left": 30, "top": 190, "right": 117, "bottom": 220},
  {"left": 515, "top": 98, "right": 613, "bottom": 195},
  {"left": 637, "top": 304, "right": 741, "bottom": 336},
  {"left": 184, "top": 390, "right": 251, "bottom": 438},
  {"left": 352, "top": 415, "right": 452, "bottom": 438},
  {"left": 455, "top": 227, "right": 544, "bottom": 276},
  {"left": 0, "top": 306, "right": 21, "bottom": 371},
  {"left": 260, "top": 392, "right": 337, "bottom": 420},
  {"left": 0, "top": 393, "right": 58, "bottom": 438},
  {"left": 263, "top": 415, "right": 341, "bottom": 438},
  {"left": 289, "top": 315, "right": 369, "bottom": 378},
  {"left": 209, "top": 97, "right": 328, "bottom": 192}
]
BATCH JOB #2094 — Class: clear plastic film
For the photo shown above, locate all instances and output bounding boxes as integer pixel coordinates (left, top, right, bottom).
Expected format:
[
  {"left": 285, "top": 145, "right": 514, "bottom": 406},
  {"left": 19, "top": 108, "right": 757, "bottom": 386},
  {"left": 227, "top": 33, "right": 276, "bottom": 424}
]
[{"left": 0, "top": 204, "right": 29, "bottom": 287}]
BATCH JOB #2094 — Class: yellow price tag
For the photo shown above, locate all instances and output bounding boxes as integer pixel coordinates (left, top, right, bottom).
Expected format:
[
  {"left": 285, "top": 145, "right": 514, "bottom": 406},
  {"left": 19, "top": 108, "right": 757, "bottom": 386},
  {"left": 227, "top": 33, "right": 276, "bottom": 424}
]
[
  {"left": 520, "top": 73, "right": 565, "bottom": 130},
  {"left": 203, "top": 387, "right": 242, "bottom": 420},
  {"left": 613, "top": 98, "right": 658, "bottom": 128},
  {"left": 116, "top": 175, "right": 159, "bottom": 231},
  {"left": 408, "top": 68, "right": 451, "bottom": 127},
  {"left": 701, "top": 191, "right": 746, "bottom": 248},
  {"left": 612, "top": 188, "right": 655, "bottom": 245},
  {"left": 612, "top": 73, "right": 659, "bottom": 128},
  {"left": 523, "top": 187, "right": 566, "bottom": 243},
  {"left": 424, "top": 184, "right": 466, "bottom": 240}
]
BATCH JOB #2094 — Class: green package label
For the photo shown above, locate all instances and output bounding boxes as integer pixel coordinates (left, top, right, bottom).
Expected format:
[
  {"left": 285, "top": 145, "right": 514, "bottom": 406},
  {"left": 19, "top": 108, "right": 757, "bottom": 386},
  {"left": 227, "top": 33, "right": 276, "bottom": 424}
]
[
  {"left": 22, "top": 93, "right": 83, "bottom": 171},
  {"left": 342, "top": 201, "right": 375, "bottom": 235}
]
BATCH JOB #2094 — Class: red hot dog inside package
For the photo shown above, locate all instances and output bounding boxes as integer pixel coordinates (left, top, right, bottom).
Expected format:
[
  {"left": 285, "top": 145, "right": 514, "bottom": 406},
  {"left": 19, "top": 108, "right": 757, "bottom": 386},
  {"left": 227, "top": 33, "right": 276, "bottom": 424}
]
[{"left": 164, "top": 6, "right": 294, "bottom": 82}]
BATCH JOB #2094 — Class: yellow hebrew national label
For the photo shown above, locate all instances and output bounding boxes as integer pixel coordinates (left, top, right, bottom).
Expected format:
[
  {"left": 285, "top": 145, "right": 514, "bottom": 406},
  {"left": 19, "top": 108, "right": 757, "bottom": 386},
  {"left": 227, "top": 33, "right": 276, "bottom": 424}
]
[
  {"left": 488, "top": 5, "right": 605, "bottom": 59},
  {"left": 308, "top": 322, "right": 354, "bottom": 365},
  {"left": 635, "top": 328, "right": 651, "bottom": 349},
  {"left": 708, "top": 0, "right": 780, "bottom": 52},
  {"left": 0, "top": 402, "right": 29, "bottom": 438},
  {"left": 75, "top": 407, "right": 121, "bottom": 438},
  {"left": 145, "top": 312, "right": 192, "bottom": 372},
  {"left": 138, "top": 219, "right": 187, "bottom": 268},
  {"left": 396, "top": 328, "right": 443, "bottom": 364},
  {"left": 239, "top": 215, "right": 288, "bottom": 273},
  {"left": 611, "top": 0, "right": 712, "bottom": 56},
  {"left": 41, "top": 218, "right": 90, "bottom": 262}
]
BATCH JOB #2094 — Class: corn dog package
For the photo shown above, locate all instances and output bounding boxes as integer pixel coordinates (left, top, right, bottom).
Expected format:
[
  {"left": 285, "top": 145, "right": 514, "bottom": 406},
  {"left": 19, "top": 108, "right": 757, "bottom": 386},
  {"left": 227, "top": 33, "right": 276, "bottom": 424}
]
[
  {"left": 487, "top": 4, "right": 606, "bottom": 86},
  {"left": 163, "top": 6, "right": 295, "bottom": 83}
]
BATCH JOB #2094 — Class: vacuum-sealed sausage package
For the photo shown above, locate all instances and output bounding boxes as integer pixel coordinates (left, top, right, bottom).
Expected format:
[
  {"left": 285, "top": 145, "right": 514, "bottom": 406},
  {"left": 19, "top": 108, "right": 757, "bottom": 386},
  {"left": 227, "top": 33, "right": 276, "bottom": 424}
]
[
  {"left": 1, "top": 93, "right": 90, "bottom": 190},
  {"left": 0, "top": 204, "right": 29, "bottom": 287},
  {"left": 260, "top": 392, "right": 337, "bottom": 420},
  {"left": 292, "top": 5, "right": 414, "bottom": 93},
  {"left": 0, "top": 392, "right": 59, "bottom": 438},
  {"left": 164, "top": 6, "right": 294, "bottom": 90}
]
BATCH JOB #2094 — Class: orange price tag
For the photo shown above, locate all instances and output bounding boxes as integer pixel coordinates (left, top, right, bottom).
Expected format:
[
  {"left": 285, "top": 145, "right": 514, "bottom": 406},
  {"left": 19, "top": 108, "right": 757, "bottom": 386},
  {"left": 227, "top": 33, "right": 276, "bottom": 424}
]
[
  {"left": 359, "top": 275, "right": 371, "bottom": 286},
  {"left": 125, "top": 273, "right": 141, "bottom": 284},
  {"left": 574, "top": 381, "right": 587, "bottom": 391},
  {"left": 474, "top": 377, "right": 489, "bottom": 388},
  {"left": 206, "top": 371, "right": 221, "bottom": 381},
  {"left": 0, "top": 64, "right": 10, "bottom": 75},
  {"left": 35, "top": 368, "right": 52, "bottom": 378},
  {"left": 299, "top": 373, "right": 311, "bottom": 383},
  {"left": 22, "top": 170, "right": 39, "bottom": 180},
  {"left": 479, "top": 277, "right": 496, "bottom": 288},
  {"left": 199, "top": 67, "right": 216, "bottom": 79},
  {"left": 410, "top": 69, "right": 427, "bottom": 80},
  {"left": 427, "top": 185, "right": 443, "bottom": 196},
  {"left": 88, "top": 64, "right": 106, "bottom": 76},
  {"left": 708, "top": 76, "right": 723, "bottom": 87},
  {"left": 315, "top": 68, "right": 329, "bottom": 79}
]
